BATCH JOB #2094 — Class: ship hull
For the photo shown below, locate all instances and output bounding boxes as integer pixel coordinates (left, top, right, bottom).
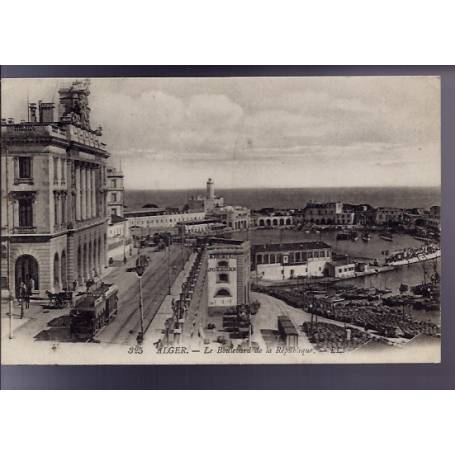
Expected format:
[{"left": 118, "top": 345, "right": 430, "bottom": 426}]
[{"left": 386, "top": 250, "right": 440, "bottom": 267}]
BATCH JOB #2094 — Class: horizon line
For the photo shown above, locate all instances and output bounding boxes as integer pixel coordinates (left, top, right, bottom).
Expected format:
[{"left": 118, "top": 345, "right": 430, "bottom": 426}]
[{"left": 124, "top": 185, "right": 441, "bottom": 192}]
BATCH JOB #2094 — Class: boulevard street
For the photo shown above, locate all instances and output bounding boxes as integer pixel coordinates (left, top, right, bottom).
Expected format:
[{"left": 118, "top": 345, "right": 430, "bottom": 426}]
[{"left": 94, "top": 245, "right": 189, "bottom": 346}]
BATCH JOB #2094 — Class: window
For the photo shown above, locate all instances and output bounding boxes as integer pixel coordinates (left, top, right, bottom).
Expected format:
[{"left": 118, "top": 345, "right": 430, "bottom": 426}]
[
  {"left": 218, "top": 260, "right": 229, "bottom": 268},
  {"left": 18, "top": 157, "right": 32, "bottom": 179},
  {"left": 215, "top": 288, "right": 231, "bottom": 298},
  {"left": 217, "top": 273, "right": 229, "bottom": 283},
  {"left": 111, "top": 193, "right": 117, "bottom": 202},
  {"left": 61, "top": 159, "right": 65, "bottom": 183},
  {"left": 61, "top": 194, "right": 66, "bottom": 224},
  {"left": 112, "top": 179, "right": 117, "bottom": 188},
  {"left": 19, "top": 199, "right": 33, "bottom": 227},
  {"left": 54, "top": 194, "right": 59, "bottom": 226},
  {"left": 54, "top": 157, "right": 59, "bottom": 182}
]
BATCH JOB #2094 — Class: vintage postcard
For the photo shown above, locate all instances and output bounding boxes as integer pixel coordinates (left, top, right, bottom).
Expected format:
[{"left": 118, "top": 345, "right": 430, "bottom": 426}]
[{"left": 0, "top": 75, "right": 441, "bottom": 364}]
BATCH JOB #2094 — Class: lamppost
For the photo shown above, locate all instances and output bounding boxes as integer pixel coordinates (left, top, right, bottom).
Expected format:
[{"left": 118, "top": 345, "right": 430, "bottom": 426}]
[
  {"left": 136, "top": 264, "right": 145, "bottom": 345},
  {"left": 4, "top": 143, "right": 13, "bottom": 338}
]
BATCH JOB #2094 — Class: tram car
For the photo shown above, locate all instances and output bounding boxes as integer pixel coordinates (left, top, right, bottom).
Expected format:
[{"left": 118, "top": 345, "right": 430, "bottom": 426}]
[{"left": 70, "top": 283, "right": 119, "bottom": 340}]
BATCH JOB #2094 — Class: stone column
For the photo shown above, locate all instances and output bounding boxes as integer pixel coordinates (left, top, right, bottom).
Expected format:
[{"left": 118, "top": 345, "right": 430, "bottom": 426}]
[
  {"left": 75, "top": 163, "right": 81, "bottom": 221},
  {"left": 86, "top": 166, "right": 91, "bottom": 219},
  {"left": 91, "top": 168, "right": 96, "bottom": 219},
  {"left": 81, "top": 165, "right": 87, "bottom": 220}
]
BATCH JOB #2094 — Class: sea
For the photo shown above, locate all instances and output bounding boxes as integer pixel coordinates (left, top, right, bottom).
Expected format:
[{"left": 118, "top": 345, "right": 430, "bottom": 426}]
[{"left": 125, "top": 186, "right": 441, "bottom": 212}]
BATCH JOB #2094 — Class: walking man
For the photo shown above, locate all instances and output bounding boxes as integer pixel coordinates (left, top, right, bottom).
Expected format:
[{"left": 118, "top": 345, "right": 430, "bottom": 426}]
[
  {"left": 18, "top": 280, "right": 27, "bottom": 319},
  {"left": 26, "top": 276, "right": 34, "bottom": 309}
]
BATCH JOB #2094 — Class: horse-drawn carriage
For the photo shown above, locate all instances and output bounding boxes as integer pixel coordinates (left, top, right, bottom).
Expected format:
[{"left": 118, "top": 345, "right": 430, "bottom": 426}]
[{"left": 45, "top": 290, "right": 73, "bottom": 308}]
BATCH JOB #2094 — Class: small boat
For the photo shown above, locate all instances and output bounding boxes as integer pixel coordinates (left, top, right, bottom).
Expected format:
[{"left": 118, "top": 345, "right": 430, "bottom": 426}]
[
  {"left": 361, "top": 233, "right": 371, "bottom": 242},
  {"left": 380, "top": 234, "right": 393, "bottom": 242}
]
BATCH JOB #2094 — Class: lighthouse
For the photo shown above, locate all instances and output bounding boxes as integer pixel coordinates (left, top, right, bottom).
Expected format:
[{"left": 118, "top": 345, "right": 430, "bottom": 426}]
[{"left": 206, "top": 177, "right": 215, "bottom": 200}]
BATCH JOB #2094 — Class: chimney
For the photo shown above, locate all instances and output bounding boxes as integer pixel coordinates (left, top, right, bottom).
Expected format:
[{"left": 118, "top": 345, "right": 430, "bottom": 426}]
[{"left": 38, "top": 101, "right": 55, "bottom": 123}]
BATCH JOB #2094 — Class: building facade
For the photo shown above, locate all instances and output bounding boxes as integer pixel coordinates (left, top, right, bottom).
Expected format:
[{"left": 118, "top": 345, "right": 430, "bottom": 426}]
[
  {"left": 177, "top": 219, "right": 226, "bottom": 236},
  {"left": 125, "top": 208, "right": 206, "bottom": 235},
  {"left": 252, "top": 209, "right": 294, "bottom": 228},
  {"left": 106, "top": 166, "right": 124, "bottom": 217},
  {"left": 206, "top": 239, "right": 250, "bottom": 308},
  {"left": 303, "top": 202, "right": 344, "bottom": 225},
  {"left": 212, "top": 205, "right": 250, "bottom": 231},
  {"left": 1, "top": 80, "right": 110, "bottom": 297},
  {"left": 326, "top": 258, "right": 356, "bottom": 278},
  {"left": 107, "top": 214, "right": 131, "bottom": 263},
  {"left": 374, "top": 207, "right": 404, "bottom": 225},
  {"left": 252, "top": 241, "right": 332, "bottom": 281}
]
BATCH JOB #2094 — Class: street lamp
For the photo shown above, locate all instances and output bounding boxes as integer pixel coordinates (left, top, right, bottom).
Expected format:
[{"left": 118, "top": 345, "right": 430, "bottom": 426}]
[{"left": 136, "top": 264, "right": 145, "bottom": 344}]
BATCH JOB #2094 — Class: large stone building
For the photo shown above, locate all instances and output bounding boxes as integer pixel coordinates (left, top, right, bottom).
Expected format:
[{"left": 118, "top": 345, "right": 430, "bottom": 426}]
[
  {"left": 1, "top": 80, "right": 110, "bottom": 297},
  {"left": 251, "top": 241, "right": 332, "bottom": 281},
  {"left": 206, "top": 238, "right": 250, "bottom": 309}
]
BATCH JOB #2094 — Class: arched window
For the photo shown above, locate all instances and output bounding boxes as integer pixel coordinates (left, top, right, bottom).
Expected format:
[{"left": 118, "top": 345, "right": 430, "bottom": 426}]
[
  {"left": 15, "top": 254, "right": 39, "bottom": 297},
  {"left": 259, "top": 219, "right": 265, "bottom": 227},
  {"left": 279, "top": 218, "right": 284, "bottom": 226},
  {"left": 286, "top": 218, "right": 291, "bottom": 225},
  {"left": 53, "top": 252, "right": 60, "bottom": 291},
  {"left": 215, "top": 288, "right": 231, "bottom": 298},
  {"left": 61, "top": 250, "right": 67, "bottom": 289},
  {"left": 272, "top": 219, "right": 278, "bottom": 226}
]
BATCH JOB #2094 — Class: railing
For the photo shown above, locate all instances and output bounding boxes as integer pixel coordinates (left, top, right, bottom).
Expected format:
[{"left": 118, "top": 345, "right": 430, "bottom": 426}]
[
  {"left": 13, "top": 226, "right": 37, "bottom": 234},
  {"left": 14, "top": 177, "right": 34, "bottom": 185}
]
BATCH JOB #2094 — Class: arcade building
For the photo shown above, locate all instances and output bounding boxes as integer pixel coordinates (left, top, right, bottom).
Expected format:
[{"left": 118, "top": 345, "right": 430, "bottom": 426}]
[{"left": 1, "top": 80, "right": 110, "bottom": 298}]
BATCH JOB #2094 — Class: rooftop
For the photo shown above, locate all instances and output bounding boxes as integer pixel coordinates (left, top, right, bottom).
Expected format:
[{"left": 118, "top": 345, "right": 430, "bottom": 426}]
[
  {"left": 110, "top": 214, "right": 127, "bottom": 224},
  {"left": 252, "top": 241, "right": 332, "bottom": 253}
]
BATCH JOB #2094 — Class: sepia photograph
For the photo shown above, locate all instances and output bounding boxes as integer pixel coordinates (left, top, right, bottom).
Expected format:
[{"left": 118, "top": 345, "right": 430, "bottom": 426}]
[{"left": 0, "top": 75, "right": 441, "bottom": 365}]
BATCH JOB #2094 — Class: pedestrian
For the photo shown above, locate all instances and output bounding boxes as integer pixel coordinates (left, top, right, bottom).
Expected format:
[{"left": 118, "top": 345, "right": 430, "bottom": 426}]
[
  {"left": 72, "top": 279, "right": 77, "bottom": 291},
  {"left": 18, "top": 280, "right": 27, "bottom": 319},
  {"left": 25, "top": 277, "right": 33, "bottom": 309}
]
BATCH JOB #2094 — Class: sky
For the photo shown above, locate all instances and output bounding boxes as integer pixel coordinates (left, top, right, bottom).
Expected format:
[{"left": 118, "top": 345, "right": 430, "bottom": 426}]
[{"left": 1, "top": 76, "right": 441, "bottom": 190}]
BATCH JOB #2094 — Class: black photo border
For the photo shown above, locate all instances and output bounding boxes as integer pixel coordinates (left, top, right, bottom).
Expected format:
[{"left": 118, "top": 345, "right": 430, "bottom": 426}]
[{"left": 1, "top": 65, "right": 453, "bottom": 389}]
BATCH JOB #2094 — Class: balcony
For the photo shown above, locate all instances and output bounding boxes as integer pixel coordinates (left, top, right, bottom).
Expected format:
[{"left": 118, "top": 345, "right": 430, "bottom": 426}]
[
  {"left": 14, "top": 177, "right": 34, "bottom": 186},
  {"left": 13, "top": 226, "right": 37, "bottom": 234}
]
